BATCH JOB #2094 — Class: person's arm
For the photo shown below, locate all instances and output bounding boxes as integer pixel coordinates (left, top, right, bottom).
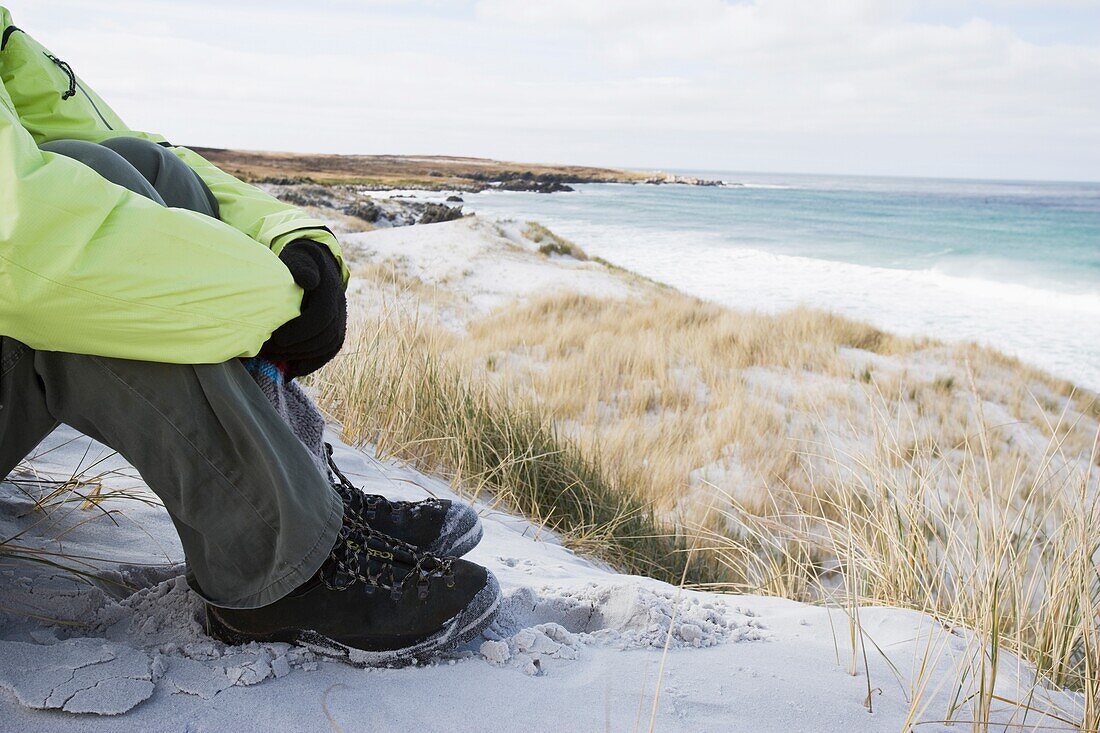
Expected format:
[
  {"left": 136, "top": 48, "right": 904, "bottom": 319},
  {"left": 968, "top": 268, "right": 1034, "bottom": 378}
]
[
  {"left": 169, "top": 147, "right": 350, "bottom": 286},
  {"left": 0, "top": 98, "right": 304, "bottom": 364}
]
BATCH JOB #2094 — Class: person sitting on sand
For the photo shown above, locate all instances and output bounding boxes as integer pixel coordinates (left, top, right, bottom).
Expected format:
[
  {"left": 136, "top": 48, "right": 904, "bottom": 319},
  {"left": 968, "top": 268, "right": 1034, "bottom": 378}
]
[{"left": 0, "top": 7, "right": 500, "bottom": 664}]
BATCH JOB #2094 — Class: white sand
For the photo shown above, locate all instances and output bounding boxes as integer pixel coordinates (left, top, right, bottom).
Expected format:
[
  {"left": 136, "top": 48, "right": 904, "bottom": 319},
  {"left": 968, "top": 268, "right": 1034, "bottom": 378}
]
[
  {"left": 0, "top": 427, "right": 1085, "bottom": 731},
  {"left": 343, "top": 216, "right": 639, "bottom": 327}
]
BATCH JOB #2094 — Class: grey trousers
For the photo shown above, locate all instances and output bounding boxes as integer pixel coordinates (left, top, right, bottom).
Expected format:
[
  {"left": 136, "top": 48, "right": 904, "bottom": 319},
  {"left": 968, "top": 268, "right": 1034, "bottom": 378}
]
[{"left": 0, "top": 138, "right": 341, "bottom": 609}]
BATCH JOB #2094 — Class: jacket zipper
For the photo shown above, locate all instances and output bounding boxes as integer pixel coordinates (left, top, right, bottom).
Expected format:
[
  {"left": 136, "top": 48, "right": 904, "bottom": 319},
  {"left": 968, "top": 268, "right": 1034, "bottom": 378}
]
[{"left": 74, "top": 78, "right": 113, "bottom": 130}]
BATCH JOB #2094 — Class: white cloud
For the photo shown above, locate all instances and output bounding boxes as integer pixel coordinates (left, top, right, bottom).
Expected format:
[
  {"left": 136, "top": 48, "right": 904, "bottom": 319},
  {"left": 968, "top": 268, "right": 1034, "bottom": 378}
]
[{"left": 5, "top": 0, "right": 1099, "bottom": 179}]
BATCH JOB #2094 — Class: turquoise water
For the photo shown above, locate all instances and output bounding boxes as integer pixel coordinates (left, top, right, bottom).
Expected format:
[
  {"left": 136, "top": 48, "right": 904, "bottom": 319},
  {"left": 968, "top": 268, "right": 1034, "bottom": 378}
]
[{"left": 458, "top": 172, "right": 1100, "bottom": 390}]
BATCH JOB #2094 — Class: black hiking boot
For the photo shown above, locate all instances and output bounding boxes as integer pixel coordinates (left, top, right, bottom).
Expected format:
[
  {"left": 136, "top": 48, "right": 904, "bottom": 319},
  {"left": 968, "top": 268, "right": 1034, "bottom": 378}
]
[
  {"left": 326, "top": 444, "right": 483, "bottom": 558},
  {"left": 204, "top": 512, "right": 501, "bottom": 666}
]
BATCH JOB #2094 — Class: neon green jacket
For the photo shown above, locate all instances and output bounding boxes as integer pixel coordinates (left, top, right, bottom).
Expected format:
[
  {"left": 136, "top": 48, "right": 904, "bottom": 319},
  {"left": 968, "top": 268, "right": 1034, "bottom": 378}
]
[{"left": 0, "top": 8, "right": 348, "bottom": 364}]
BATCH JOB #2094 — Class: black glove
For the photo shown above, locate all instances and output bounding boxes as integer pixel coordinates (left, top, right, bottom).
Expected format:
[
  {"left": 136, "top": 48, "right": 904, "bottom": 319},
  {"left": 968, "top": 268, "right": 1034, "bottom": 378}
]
[{"left": 261, "top": 240, "right": 346, "bottom": 378}]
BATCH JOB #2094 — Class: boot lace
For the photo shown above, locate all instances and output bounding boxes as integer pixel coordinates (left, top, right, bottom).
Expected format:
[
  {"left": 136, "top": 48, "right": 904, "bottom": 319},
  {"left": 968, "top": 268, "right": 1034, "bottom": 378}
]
[
  {"left": 321, "top": 476, "right": 455, "bottom": 599},
  {"left": 325, "top": 443, "right": 446, "bottom": 523}
]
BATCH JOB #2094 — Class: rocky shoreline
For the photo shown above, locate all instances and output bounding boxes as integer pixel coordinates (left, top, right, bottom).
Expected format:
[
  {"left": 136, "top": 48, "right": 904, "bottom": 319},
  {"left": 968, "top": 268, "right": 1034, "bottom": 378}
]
[
  {"left": 262, "top": 182, "right": 466, "bottom": 228},
  {"left": 438, "top": 170, "right": 725, "bottom": 193},
  {"left": 259, "top": 172, "right": 729, "bottom": 234},
  {"left": 263, "top": 170, "right": 724, "bottom": 195}
]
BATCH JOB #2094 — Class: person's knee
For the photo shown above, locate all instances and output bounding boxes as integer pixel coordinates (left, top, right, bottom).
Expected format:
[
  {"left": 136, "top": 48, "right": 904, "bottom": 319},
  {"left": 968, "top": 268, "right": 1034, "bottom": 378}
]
[
  {"left": 99, "top": 136, "right": 163, "bottom": 155},
  {"left": 39, "top": 138, "right": 166, "bottom": 204},
  {"left": 100, "top": 137, "right": 219, "bottom": 217},
  {"left": 40, "top": 139, "right": 121, "bottom": 172},
  {"left": 99, "top": 136, "right": 166, "bottom": 170}
]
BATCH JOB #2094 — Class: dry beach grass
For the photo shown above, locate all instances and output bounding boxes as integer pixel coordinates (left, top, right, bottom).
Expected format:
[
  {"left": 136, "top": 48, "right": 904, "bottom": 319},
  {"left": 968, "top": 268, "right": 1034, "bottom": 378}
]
[{"left": 308, "top": 219, "right": 1100, "bottom": 729}]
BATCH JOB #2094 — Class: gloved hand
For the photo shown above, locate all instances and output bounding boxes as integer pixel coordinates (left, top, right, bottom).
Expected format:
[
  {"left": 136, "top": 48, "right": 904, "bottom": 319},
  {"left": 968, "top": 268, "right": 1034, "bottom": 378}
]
[{"left": 261, "top": 240, "right": 346, "bottom": 378}]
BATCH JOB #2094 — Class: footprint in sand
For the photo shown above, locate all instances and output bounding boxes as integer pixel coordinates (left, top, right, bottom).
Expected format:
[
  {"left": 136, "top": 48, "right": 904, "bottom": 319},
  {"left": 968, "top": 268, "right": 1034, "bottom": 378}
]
[{"left": 478, "top": 582, "right": 768, "bottom": 676}]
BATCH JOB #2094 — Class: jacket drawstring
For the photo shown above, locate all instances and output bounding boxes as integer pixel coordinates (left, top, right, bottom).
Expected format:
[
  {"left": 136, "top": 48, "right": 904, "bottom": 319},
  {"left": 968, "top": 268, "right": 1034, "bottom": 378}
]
[{"left": 45, "top": 53, "right": 76, "bottom": 100}]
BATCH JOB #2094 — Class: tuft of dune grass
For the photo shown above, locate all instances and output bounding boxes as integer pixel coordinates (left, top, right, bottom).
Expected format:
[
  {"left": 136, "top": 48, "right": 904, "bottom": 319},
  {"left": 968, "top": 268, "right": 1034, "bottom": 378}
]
[
  {"left": 523, "top": 221, "right": 589, "bottom": 260},
  {"left": 312, "top": 309, "right": 725, "bottom": 587}
]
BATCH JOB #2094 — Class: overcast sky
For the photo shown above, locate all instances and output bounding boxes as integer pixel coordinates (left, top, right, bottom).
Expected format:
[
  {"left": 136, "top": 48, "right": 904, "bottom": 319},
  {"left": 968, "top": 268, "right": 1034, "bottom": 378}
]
[{"left": 8, "top": 0, "right": 1100, "bottom": 180}]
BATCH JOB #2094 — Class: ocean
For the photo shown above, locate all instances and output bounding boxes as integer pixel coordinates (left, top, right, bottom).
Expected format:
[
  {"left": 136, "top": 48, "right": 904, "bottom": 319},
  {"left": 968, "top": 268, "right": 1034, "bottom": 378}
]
[{"left": 459, "top": 172, "right": 1100, "bottom": 392}]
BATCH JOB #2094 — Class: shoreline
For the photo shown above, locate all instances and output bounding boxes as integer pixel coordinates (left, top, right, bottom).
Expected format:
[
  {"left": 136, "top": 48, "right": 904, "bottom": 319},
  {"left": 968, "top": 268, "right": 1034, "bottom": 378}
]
[{"left": 458, "top": 185, "right": 1100, "bottom": 394}]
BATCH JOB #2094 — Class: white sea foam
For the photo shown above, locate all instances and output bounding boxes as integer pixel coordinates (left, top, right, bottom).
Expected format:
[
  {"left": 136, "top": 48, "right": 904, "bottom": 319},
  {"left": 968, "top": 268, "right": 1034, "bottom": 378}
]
[
  {"left": 733, "top": 182, "right": 794, "bottom": 190},
  {"left": 583, "top": 230, "right": 1100, "bottom": 390}
]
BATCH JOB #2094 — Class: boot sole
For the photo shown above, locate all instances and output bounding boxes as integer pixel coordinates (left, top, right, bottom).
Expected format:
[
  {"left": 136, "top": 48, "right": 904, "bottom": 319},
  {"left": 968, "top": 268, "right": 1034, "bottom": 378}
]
[{"left": 206, "top": 573, "right": 501, "bottom": 668}]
